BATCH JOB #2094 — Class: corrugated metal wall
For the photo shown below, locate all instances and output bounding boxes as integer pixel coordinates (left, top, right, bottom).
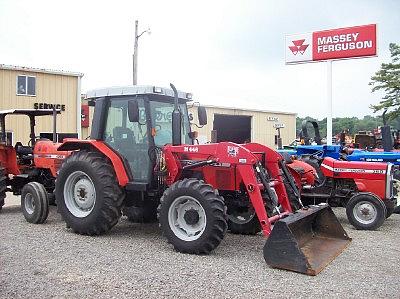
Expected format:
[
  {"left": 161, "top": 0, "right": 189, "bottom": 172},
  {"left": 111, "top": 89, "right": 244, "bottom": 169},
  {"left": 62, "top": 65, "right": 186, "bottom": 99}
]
[
  {"left": 189, "top": 106, "right": 296, "bottom": 148},
  {"left": 0, "top": 69, "right": 78, "bottom": 144}
]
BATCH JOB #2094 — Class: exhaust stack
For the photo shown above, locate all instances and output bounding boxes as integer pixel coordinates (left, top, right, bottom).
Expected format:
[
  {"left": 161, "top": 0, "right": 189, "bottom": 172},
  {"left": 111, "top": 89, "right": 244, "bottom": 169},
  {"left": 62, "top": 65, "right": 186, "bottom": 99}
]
[{"left": 170, "top": 83, "right": 182, "bottom": 146}]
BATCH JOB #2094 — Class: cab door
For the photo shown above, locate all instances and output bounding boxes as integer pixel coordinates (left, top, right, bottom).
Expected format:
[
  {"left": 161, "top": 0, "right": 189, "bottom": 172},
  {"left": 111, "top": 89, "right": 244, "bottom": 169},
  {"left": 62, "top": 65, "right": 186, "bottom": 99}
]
[{"left": 103, "top": 97, "right": 150, "bottom": 182}]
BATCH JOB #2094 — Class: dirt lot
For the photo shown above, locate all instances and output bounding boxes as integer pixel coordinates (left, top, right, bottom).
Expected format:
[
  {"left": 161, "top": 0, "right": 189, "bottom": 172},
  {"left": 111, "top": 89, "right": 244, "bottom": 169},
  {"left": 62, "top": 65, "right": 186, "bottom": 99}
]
[{"left": 1, "top": 194, "right": 399, "bottom": 298}]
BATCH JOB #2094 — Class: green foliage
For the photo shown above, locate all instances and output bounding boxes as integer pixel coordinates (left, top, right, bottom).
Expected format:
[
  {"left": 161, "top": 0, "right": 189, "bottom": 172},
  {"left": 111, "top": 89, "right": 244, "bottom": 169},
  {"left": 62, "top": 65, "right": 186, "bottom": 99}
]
[
  {"left": 296, "top": 115, "right": 400, "bottom": 138},
  {"left": 369, "top": 43, "right": 400, "bottom": 119}
]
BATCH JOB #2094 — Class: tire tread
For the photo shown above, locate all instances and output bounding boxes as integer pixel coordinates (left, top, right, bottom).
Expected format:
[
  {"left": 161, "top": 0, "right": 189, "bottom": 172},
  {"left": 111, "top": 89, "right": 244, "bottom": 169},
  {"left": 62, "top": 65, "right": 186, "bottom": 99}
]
[
  {"left": 157, "top": 178, "right": 227, "bottom": 254},
  {"left": 55, "top": 150, "right": 125, "bottom": 235}
]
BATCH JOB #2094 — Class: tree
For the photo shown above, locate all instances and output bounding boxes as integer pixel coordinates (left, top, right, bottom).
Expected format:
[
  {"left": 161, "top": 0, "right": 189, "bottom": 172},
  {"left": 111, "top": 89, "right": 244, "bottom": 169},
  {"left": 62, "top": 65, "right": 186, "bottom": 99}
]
[{"left": 369, "top": 43, "right": 400, "bottom": 120}]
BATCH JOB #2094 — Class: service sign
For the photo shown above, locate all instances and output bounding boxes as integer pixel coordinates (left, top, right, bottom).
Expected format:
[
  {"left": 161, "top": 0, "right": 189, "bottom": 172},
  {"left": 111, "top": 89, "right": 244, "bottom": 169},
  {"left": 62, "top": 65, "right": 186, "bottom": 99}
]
[{"left": 285, "top": 24, "right": 377, "bottom": 64}]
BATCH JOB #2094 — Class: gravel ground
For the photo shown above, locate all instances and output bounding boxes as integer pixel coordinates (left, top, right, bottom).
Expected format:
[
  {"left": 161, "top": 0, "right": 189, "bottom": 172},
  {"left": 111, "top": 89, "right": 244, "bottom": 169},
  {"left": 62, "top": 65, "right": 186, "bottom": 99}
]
[{"left": 1, "top": 193, "right": 399, "bottom": 298}]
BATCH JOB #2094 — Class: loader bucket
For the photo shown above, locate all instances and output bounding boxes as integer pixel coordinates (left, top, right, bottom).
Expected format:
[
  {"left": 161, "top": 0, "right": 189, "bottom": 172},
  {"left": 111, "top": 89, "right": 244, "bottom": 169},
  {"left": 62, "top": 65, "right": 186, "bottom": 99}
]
[{"left": 263, "top": 204, "right": 351, "bottom": 275}]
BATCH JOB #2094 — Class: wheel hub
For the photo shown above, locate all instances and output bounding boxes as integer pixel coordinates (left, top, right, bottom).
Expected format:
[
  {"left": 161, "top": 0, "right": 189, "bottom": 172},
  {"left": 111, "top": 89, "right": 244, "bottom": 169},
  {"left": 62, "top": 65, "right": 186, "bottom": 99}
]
[
  {"left": 168, "top": 196, "right": 207, "bottom": 241},
  {"left": 64, "top": 171, "right": 96, "bottom": 218},
  {"left": 354, "top": 201, "right": 377, "bottom": 224},
  {"left": 24, "top": 192, "right": 35, "bottom": 215},
  {"left": 183, "top": 209, "right": 200, "bottom": 225}
]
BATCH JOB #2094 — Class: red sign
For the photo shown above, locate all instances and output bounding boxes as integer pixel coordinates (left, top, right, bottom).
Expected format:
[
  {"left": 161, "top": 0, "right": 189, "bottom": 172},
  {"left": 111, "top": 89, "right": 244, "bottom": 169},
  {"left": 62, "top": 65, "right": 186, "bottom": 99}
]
[
  {"left": 81, "top": 104, "right": 89, "bottom": 128},
  {"left": 313, "top": 24, "right": 376, "bottom": 60},
  {"left": 285, "top": 24, "right": 377, "bottom": 64}
]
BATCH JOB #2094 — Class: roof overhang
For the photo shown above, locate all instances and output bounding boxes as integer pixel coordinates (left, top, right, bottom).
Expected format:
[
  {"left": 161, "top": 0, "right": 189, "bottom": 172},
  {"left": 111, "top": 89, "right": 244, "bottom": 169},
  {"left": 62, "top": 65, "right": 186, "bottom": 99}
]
[
  {"left": 0, "top": 64, "right": 83, "bottom": 77},
  {"left": 0, "top": 109, "right": 61, "bottom": 117}
]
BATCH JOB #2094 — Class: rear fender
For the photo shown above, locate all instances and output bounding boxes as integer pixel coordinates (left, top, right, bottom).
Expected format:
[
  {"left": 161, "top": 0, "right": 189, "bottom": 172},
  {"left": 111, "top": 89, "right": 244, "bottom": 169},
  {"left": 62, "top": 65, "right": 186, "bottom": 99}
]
[
  {"left": 0, "top": 144, "right": 19, "bottom": 175},
  {"left": 287, "top": 160, "right": 316, "bottom": 187},
  {"left": 57, "top": 139, "right": 130, "bottom": 186}
]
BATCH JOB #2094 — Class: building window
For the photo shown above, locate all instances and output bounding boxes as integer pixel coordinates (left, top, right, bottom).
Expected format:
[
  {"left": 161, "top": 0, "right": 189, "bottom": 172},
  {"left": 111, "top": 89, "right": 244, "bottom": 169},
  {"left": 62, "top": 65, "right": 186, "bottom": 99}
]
[{"left": 17, "top": 75, "right": 36, "bottom": 96}]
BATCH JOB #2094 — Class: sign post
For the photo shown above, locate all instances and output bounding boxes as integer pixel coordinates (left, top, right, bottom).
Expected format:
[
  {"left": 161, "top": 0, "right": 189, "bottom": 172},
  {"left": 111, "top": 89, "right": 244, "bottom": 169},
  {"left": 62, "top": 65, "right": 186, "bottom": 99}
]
[
  {"left": 285, "top": 24, "right": 377, "bottom": 145},
  {"left": 327, "top": 60, "right": 332, "bottom": 145}
]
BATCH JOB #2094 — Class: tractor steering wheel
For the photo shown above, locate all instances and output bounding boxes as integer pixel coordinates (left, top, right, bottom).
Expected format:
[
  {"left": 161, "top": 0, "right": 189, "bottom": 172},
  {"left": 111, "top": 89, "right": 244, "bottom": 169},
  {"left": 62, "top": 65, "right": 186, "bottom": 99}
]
[
  {"left": 309, "top": 150, "right": 324, "bottom": 164},
  {"left": 339, "top": 147, "right": 349, "bottom": 161}
]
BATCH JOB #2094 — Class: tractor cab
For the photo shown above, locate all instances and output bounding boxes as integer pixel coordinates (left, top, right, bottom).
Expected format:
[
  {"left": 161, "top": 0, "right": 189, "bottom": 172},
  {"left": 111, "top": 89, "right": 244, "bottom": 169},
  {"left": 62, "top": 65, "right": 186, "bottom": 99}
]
[{"left": 85, "top": 85, "right": 206, "bottom": 188}]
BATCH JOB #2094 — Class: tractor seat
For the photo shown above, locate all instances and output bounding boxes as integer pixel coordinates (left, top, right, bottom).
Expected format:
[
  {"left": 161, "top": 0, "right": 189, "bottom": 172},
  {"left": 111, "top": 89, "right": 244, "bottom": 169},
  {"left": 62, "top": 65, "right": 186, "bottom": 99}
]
[
  {"left": 15, "top": 142, "right": 33, "bottom": 156},
  {"left": 113, "top": 127, "right": 136, "bottom": 149}
]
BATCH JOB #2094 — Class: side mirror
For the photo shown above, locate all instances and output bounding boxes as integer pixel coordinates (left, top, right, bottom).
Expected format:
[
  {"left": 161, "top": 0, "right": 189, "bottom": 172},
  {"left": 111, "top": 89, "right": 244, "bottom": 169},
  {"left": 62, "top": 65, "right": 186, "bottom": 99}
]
[
  {"left": 128, "top": 100, "right": 140, "bottom": 122},
  {"left": 198, "top": 106, "right": 207, "bottom": 126}
]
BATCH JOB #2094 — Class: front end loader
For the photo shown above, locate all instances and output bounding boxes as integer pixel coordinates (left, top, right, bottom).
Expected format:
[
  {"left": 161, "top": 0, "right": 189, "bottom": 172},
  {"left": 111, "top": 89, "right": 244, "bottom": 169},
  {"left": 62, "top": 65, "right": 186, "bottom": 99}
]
[{"left": 52, "top": 84, "right": 350, "bottom": 275}]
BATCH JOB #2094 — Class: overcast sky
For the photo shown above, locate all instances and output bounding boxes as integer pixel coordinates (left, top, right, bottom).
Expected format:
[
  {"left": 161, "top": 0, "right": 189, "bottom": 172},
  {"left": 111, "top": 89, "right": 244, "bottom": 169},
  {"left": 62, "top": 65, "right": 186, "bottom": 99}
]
[{"left": 1, "top": 0, "right": 399, "bottom": 119}]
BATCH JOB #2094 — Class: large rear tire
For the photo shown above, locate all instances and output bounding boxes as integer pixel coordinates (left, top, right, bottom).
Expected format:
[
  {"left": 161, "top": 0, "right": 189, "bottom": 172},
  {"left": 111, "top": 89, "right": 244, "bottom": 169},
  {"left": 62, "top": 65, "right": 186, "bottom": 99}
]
[
  {"left": 158, "top": 179, "right": 227, "bottom": 254},
  {"left": 346, "top": 193, "right": 386, "bottom": 230},
  {"left": 55, "top": 151, "right": 125, "bottom": 235},
  {"left": 302, "top": 156, "right": 325, "bottom": 185},
  {"left": 0, "top": 166, "right": 6, "bottom": 211},
  {"left": 21, "top": 182, "right": 49, "bottom": 224}
]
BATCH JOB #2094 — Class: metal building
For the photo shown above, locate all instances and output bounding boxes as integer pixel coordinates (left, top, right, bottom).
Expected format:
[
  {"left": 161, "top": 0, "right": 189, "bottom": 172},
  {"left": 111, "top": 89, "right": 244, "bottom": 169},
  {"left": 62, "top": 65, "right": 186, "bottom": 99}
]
[
  {"left": 0, "top": 64, "right": 83, "bottom": 144},
  {"left": 189, "top": 104, "right": 296, "bottom": 148}
]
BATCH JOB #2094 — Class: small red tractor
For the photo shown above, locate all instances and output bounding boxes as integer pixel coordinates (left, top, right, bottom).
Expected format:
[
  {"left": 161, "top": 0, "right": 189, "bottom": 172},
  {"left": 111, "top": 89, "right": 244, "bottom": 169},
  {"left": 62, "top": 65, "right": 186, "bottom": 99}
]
[
  {"left": 0, "top": 109, "right": 72, "bottom": 222},
  {"left": 0, "top": 85, "right": 351, "bottom": 275},
  {"left": 285, "top": 154, "right": 397, "bottom": 230}
]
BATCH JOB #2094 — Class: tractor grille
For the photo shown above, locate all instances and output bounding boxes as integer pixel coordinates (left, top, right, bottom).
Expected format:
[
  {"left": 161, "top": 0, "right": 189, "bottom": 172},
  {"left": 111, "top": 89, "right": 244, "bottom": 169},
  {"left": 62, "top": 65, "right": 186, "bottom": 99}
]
[{"left": 386, "top": 164, "right": 396, "bottom": 199}]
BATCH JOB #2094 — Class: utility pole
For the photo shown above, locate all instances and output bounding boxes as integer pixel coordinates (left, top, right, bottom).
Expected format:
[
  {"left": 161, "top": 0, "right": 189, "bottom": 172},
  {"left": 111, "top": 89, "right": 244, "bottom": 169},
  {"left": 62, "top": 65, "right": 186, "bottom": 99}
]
[
  {"left": 133, "top": 20, "right": 150, "bottom": 85},
  {"left": 133, "top": 20, "right": 138, "bottom": 85}
]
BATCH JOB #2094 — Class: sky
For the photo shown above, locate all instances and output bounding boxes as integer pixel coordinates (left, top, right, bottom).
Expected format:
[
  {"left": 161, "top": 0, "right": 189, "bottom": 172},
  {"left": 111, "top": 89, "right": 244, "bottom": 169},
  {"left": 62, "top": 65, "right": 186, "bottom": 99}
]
[{"left": 0, "top": 0, "right": 399, "bottom": 119}]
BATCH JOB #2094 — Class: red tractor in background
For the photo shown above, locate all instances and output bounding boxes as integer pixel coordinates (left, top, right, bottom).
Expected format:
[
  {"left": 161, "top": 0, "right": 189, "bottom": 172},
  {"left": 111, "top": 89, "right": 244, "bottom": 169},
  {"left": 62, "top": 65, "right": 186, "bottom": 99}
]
[
  {"left": 0, "top": 109, "right": 73, "bottom": 222},
  {"left": 285, "top": 154, "right": 397, "bottom": 230}
]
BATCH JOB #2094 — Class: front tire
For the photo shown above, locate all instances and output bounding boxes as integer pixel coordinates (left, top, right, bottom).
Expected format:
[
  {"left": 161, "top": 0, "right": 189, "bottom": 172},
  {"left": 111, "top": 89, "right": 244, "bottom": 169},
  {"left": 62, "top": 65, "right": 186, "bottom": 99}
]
[
  {"left": 158, "top": 179, "right": 227, "bottom": 254},
  {"left": 55, "top": 151, "right": 125, "bottom": 235},
  {"left": 346, "top": 193, "right": 386, "bottom": 230},
  {"left": 21, "top": 182, "right": 49, "bottom": 224}
]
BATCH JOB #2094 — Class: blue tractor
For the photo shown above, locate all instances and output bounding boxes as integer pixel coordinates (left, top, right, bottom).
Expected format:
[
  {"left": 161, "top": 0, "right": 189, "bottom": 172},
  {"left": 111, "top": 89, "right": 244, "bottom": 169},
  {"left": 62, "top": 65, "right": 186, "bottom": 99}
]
[{"left": 280, "top": 120, "right": 400, "bottom": 213}]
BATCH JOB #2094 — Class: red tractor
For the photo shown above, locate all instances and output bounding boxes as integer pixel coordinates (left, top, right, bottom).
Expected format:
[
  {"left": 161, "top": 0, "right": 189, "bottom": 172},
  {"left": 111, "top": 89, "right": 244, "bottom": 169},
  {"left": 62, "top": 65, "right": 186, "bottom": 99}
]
[
  {"left": 286, "top": 154, "right": 397, "bottom": 230},
  {"left": 2, "top": 85, "right": 351, "bottom": 275},
  {"left": 0, "top": 109, "right": 72, "bottom": 222}
]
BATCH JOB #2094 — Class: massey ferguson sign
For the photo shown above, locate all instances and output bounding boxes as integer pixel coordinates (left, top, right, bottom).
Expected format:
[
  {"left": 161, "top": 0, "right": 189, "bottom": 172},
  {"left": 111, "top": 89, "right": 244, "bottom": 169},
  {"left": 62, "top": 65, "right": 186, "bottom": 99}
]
[{"left": 285, "top": 24, "right": 377, "bottom": 64}]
